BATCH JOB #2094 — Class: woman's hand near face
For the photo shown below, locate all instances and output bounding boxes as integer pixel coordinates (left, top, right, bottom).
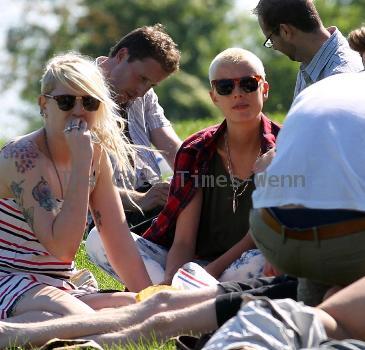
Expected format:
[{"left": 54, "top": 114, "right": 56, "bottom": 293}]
[{"left": 64, "top": 118, "right": 93, "bottom": 166}]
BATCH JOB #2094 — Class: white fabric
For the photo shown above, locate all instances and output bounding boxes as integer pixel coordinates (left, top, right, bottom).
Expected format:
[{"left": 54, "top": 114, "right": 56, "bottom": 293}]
[
  {"left": 293, "top": 27, "right": 363, "bottom": 98},
  {"left": 203, "top": 297, "right": 327, "bottom": 350},
  {"left": 85, "top": 228, "right": 265, "bottom": 285},
  {"left": 172, "top": 262, "right": 219, "bottom": 290},
  {"left": 253, "top": 72, "right": 365, "bottom": 211}
]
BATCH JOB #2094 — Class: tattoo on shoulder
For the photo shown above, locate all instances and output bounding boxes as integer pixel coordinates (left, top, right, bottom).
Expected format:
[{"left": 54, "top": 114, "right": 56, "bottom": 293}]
[
  {"left": 32, "top": 176, "right": 60, "bottom": 211},
  {"left": 94, "top": 210, "right": 102, "bottom": 228},
  {"left": 2, "top": 140, "right": 39, "bottom": 174},
  {"left": 10, "top": 180, "right": 35, "bottom": 231}
]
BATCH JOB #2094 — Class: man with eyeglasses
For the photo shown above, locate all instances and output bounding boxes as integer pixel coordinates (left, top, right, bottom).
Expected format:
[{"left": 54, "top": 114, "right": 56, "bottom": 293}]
[{"left": 254, "top": 0, "right": 363, "bottom": 99}]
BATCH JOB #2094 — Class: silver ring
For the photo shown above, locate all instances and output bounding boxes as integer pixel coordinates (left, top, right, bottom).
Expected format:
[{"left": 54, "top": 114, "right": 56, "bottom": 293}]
[
  {"left": 64, "top": 126, "right": 72, "bottom": 132},
  {"left": 70, "top": 125, "right": 80, "bottom": 130}
]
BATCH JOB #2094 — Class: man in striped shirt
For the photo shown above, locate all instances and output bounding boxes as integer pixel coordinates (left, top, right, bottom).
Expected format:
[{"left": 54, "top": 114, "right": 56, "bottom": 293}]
[{"left": 254, "top": 0, "right": 363, "bottom": 99}]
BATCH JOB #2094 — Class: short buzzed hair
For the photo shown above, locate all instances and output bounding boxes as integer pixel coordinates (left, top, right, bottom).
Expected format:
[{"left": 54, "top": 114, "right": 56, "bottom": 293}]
[
  {"left": 208, "top": 48, "right": 266, "bottom": 82},
  {"left": 109, "top": 24, "right": 180, "bottom": 74},
  {"left": 253, "top": 0, "right": 322, "bottom": 33}
]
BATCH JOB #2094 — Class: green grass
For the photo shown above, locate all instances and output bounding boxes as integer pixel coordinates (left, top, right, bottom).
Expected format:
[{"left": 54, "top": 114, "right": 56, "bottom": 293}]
[
  {"left": 75, "top": 242, "right": 124, "bottom": 290},
  {"left": 172, "top": 116, "right": 222, "bottom": 139},
  {"left": 172, "top": 112, "right": 285, "bottom": 140}
]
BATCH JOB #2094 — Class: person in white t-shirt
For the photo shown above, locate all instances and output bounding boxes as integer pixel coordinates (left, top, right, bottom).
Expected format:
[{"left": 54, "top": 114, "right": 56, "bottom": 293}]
[{"left": 250, "top": 71, "right": 365, "bottom": 305}]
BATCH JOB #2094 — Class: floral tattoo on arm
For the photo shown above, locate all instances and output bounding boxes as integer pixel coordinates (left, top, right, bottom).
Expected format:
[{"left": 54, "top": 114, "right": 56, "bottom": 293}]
[
  {"left": 10, "top": 180, "right": 35, "bottom": 231},
  {"left": 32, "top": 177, "right": 60, "bottom": 211}
]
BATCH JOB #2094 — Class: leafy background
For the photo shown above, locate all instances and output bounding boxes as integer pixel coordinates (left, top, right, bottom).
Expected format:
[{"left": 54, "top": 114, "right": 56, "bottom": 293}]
[{"left": 2, "top": 0, "right": 364, "bottom": 140}]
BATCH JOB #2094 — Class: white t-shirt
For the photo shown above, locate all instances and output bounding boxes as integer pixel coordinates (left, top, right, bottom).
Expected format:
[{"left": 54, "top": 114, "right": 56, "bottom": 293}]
[{"left": 253, "top": 72, "right": 365, "bottom": 211}]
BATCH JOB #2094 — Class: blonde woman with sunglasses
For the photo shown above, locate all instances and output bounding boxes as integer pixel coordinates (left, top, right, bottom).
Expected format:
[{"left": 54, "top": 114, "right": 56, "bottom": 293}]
[
  {"left": 105, "top": 48, "right": 281, "bottom": 285},
  {"left": 0, "top": 53, "right": 152, "bottom": 322}
]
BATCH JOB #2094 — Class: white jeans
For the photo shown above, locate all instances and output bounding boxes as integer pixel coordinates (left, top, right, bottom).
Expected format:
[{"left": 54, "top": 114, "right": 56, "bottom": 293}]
[{"left": 85, "top": 227, "right": 265, "bottom": 285}]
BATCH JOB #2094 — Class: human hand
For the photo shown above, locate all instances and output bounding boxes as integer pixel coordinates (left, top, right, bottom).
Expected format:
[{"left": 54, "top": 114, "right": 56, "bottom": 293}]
[
  {"left": 64, "top": 118, "right": 93, "bottom": 165},
  {"left": 253, "top": 147, "right": 276, "bottom": 173},
  {"left": 138, "top": 181, "right": 170, "bottom": 211},
  {"left": 159, "top": 277, "right": 173, "bottom": 286},
  {"left": 263, "top": 260, "right": 281, "bottom": 277}
]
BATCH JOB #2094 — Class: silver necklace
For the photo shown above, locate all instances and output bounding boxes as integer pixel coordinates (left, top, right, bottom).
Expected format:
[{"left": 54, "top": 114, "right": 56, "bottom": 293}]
[
  {"left": 224, "top": 132, "right": 259, "bottom": 214},
  {"left": 43, "top": 128, "right": 64, "bottom": 199}
]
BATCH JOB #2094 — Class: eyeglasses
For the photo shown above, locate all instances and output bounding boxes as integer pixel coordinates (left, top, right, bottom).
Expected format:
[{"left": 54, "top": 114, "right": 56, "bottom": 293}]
[
  {"left": 263, "top": 27, "right": 279, "bottom": 48},
  {"left": 263, "top": 31, "right": 275, "bottom": 48},
  {"left": 211, "top": 75, "right": 263, "bottom": 96},
  {"left": 43, "top": 94, "right": 101, "bottom": 112}
]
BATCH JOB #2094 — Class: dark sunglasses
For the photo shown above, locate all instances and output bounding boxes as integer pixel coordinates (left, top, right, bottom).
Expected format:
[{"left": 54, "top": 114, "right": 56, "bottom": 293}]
[
  {"left": 211, "top": 75, "right": 263, "bottom": 96},
  {"left": 43, "top": 94, "right": 101, "bottom": 112}
]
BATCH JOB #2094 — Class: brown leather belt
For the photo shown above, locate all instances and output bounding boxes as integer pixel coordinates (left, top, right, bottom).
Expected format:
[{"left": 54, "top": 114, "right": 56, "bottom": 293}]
[{"left": 260, "top": 208, "right": 365, "bottom": 241}]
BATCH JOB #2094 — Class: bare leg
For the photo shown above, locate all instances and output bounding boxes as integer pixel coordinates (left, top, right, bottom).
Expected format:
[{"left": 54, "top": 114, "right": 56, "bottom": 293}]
[
  {"left": 322, "top": 285, "right": 343, "bottom": 301},
  {"left": 0, "top": 284, "right": 96, "bottom": 348},
  {"left": 79, "top": 291, "right": 137, "bottom": 310},
  {"left": 4, "top": 311, "right": 60, "bottom": 323},
  {"left": 316, "top": 277, "right": 365, "bottom": 341},
  {"left": 1, "top": 286, "right": 221, "bottom": 347},
  {"left": 11, "top": 285, "right": 95, "bottom": 321},
  {"left": 84, "top": 298, "right": 218, "bottom": 347}
]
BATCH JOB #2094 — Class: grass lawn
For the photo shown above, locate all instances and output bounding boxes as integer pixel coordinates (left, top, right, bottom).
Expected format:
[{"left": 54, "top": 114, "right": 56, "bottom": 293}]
[
  {"left": 73, "top": 113, "right": 285, "bottom": 349},
  {"left": 172, "top": 112, "right": 285, "bottom": 140}
]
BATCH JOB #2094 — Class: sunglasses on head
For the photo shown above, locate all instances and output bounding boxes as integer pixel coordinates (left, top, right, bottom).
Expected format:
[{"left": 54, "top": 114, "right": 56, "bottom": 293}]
[
  {"left": 211, "top": 75, "right": 263, "bottom": 96},
  {"left": 43, "top": 94, "right": 101, "bottom": 112}
]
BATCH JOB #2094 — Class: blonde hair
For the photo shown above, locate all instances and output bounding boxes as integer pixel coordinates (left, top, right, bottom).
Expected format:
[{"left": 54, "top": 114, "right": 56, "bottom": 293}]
[
  {"left": 41, "top": 52, "right": 135, "bottom": 184},
  {"left": 208, "top": 48, "right": 266, "bottom": 82}
]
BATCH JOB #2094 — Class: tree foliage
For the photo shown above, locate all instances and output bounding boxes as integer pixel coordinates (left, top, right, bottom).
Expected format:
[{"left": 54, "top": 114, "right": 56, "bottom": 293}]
[
  {"left": 4, "top": 0, "right": 365, "bottom": 130},
  {"left": 5, "top": 0, "right": 240, "bottom": 126}
]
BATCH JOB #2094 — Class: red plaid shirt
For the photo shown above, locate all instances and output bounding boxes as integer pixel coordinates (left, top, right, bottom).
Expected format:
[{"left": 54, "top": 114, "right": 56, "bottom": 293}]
[{"left": 142, "top": 113, "right": 280, "bottom": 247}]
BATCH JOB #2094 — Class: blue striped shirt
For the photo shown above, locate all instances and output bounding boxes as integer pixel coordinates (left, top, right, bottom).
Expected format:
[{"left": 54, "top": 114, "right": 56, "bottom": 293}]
[
  {"left": 127, "top": 89, "right": 171, "bottom": 188},
  {"left": 294, "top": 27, "right": 363, "bottom": 98}
]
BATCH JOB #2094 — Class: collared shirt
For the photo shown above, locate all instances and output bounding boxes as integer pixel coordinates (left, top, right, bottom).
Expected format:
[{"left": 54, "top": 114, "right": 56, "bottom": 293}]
[
  {"left": 96, "top": 57, "right": 170, "bottom": 189},
  {"left": 124, "top": 89, "right": 171, "bottom": 188},
  {"left": 142, "top": 114, "right": 280, "bottom": 247},
  {"left": 294, "top": 27, "right": 364, "bottom": 98}
]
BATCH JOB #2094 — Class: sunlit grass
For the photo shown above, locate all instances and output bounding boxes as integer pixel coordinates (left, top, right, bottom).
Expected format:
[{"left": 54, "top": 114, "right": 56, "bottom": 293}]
[{"left": 172, "top": 112, "right": 285, "bottom": 141}]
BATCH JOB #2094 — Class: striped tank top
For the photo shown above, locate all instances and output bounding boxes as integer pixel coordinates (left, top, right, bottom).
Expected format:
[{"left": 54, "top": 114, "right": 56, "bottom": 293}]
[{"left": 0, "top": 198, "right": 75, "bottom": 277}]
